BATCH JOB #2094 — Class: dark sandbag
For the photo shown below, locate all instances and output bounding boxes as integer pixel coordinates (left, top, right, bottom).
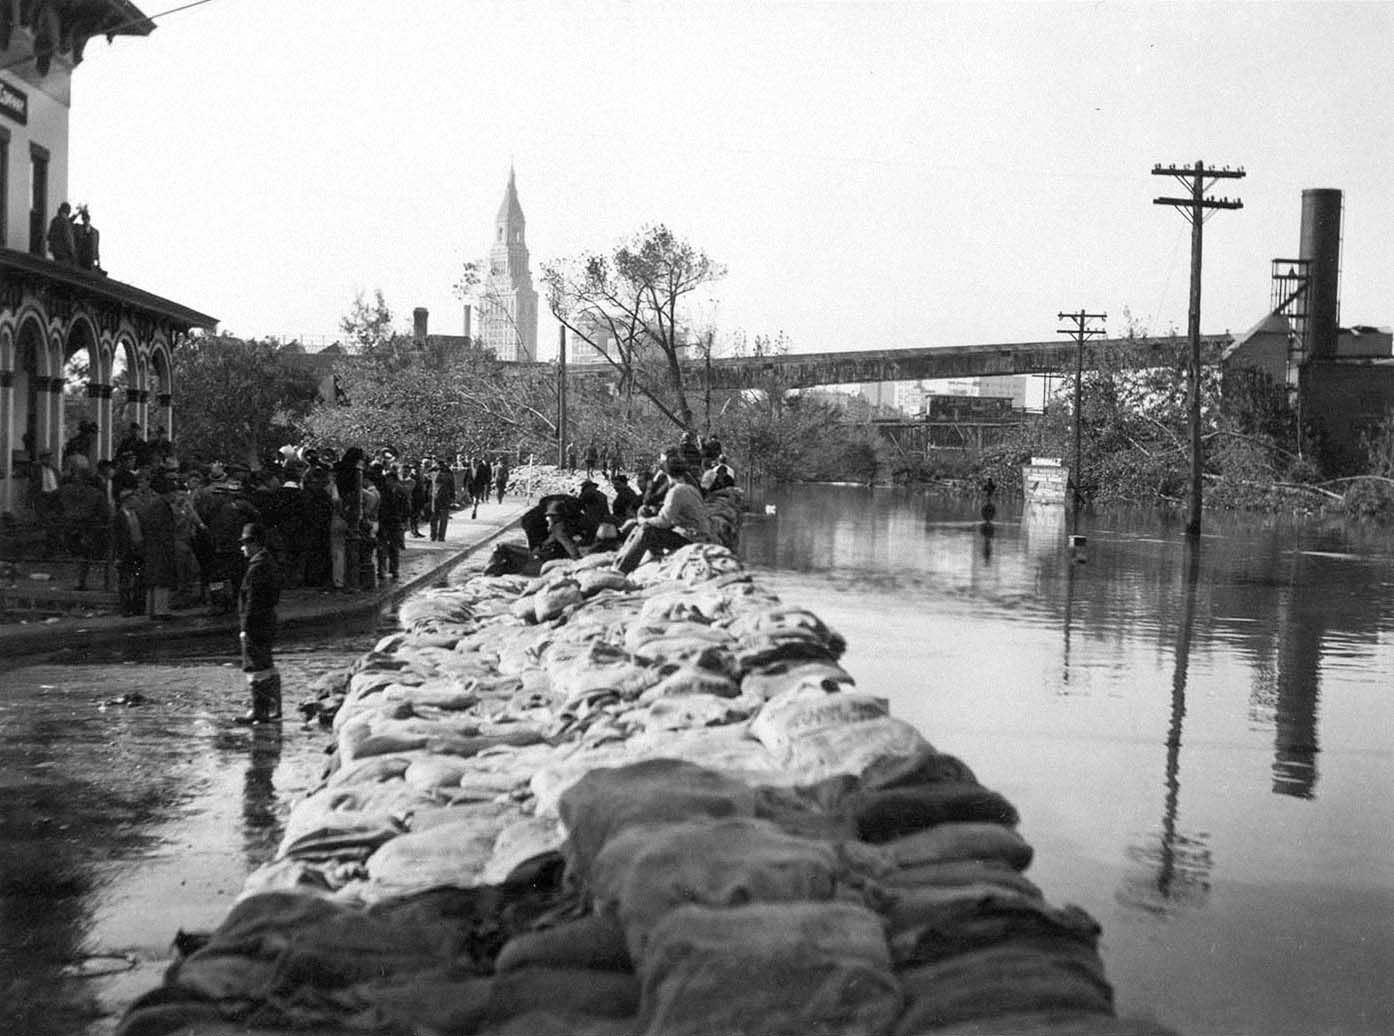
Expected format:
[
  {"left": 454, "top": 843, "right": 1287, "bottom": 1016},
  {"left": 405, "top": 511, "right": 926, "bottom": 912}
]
[
  {"left": 557, "top": 758, "right": 757, "bottom": 881},
  {"left": 341, "top": 969, "right": 493, "bottom": 1033},
  {"left": 886, "top": 890, "right": 1100, "bottom": 956},
  {"left": 861, "top": 746, "right": 979, "bottom": 790},
  {"left": 884, "top": 858, "right": 1044, "bottom": 899},
  {"left": 894, "top": 941, "right": 1114, "bottom": 1033},
  {"left": 884, "top": 822, "right": 1035, "bottom": 871},
  {"left": 115, "top": 1001, "right": 237, "bottom": 1036},
  {"left": 752, "top": 783, "right": 858, "bottom": 841},
  {"left": 590, "top": 816, "right": 840, "bottom": 957},
  {"left": 640, "top": 901, "right": 901, "bottom": 1036},
  {"left": 846, "top": 783, "right": 1020, "bottom": 842},
  {"left": 495, "top": 914, "right": 632, "bottom": 973},
  {"left": 910, "top": 1010, "right": 1180, "bottom": 1036},
  {"left": 486, "top": 965, "right": 641, "bottom": 1023}
]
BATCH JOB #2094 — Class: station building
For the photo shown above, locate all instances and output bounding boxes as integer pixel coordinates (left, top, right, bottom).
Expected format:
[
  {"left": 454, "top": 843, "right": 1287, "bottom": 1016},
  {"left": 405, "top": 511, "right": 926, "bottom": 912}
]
[{"left": 0, "top": 1, "right": 216, "bottom": 516}]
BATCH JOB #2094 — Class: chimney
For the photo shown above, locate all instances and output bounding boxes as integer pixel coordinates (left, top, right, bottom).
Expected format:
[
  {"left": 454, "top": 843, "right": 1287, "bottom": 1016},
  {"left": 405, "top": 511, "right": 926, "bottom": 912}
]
[
  {"left": 412, "top": 307, "right": 429, "bottom": 346},
  {"left": 462, "top": 304, "right": 472, "bottom": 343},
  {"left": 1299, "top": 189, "right": 1342, "bottom": 359}
]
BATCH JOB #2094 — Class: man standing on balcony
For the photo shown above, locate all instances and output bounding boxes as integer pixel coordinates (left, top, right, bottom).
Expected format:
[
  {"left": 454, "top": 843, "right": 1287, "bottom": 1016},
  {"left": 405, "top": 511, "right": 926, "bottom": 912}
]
[{"left": 47, "top": 202, "right": 77, "bottom": 264}]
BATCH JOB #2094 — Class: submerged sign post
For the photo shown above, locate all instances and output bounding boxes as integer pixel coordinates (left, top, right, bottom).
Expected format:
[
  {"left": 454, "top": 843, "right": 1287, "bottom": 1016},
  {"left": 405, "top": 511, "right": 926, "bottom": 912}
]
[{"left": 1022, "top": 456, "right": 1069, "bottom": 505}]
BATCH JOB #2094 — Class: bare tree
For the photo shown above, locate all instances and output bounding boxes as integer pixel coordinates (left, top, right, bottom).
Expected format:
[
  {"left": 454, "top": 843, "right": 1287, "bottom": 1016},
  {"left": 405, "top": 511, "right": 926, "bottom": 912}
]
[{"left": 542, "top": 225, "right": 725, "bottom": 432}]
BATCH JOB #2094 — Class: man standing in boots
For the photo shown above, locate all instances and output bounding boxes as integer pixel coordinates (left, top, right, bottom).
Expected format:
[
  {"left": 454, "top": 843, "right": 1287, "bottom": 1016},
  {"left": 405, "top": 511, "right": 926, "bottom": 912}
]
[{"left": 236, "top": 522, "right": 282, "bottom": 724}]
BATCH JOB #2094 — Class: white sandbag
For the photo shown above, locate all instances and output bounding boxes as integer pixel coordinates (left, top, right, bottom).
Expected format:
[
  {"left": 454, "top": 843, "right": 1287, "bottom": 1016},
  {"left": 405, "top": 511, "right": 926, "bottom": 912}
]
[
  {"left": 750, "top": 690, "right": 890, "bottom": 756},
  {"left": 534, "top": 579, "right": 584, "bottom": 622},
  {"left": 481, "top": 816, "right": 566, "bottom": 885},
  {"left": 363, "top": 813, "right": 513, "bottom": 893}
]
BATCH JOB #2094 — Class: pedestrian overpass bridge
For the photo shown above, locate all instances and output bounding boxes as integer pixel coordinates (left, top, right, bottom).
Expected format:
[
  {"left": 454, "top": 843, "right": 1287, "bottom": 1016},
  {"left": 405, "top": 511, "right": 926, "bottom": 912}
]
[{"left": 564, "top": 334, "right": 1234, "bottom": 391}]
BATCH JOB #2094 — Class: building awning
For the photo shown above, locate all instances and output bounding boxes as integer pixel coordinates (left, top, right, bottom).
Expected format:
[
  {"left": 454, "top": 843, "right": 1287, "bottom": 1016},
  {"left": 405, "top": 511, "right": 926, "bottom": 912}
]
[{"left": 1, "top": 247, "right": 217, "bottom": 332}]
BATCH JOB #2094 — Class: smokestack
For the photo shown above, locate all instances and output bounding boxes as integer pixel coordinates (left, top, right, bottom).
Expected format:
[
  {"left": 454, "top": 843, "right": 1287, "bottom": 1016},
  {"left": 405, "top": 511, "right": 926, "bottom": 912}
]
[
  {"left": 412, "top": 307, "right": 429, "bottom": 345},
  {"left": 462, "top": 304, "right": 472, "bottom": 343},
  {"left": 1299, "top": 189, "right": 1342, "bottom": 359}
]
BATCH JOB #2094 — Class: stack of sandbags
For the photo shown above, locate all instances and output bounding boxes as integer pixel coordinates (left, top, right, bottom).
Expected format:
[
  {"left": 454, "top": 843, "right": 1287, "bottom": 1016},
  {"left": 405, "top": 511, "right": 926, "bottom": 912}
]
[{"left": 118, "top": 542, "right": 1176, "bottom": 1036}]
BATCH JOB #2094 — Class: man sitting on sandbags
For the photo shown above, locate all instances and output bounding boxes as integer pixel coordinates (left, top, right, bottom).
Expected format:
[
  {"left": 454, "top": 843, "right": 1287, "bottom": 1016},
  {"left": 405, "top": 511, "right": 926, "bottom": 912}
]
[{"left": 613, "top": 450, "right": 712, "bottom": 575}]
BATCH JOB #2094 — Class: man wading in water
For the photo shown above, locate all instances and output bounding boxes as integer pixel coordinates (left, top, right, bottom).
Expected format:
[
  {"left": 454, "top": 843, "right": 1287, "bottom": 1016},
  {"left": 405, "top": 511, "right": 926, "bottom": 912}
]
[{"left": 237, "top": 522, "right": 283, "bottom": 724}]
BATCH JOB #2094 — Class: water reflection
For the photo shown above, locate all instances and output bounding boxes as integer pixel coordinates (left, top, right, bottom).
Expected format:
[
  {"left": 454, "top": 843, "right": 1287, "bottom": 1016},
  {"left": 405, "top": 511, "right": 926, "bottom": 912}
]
[
  {"left": 1117, "top": 538, "right": 1213, "bottom": 916},
  {"left": 740, "top": 484, "right": 1394, "bottom": 1033},
  {"left": 242, "top": 727, "right": 285, "bottom": 862}
]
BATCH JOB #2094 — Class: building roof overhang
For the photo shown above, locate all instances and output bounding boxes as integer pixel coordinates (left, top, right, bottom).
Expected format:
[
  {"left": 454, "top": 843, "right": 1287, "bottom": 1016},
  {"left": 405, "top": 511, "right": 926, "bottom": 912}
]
[{"left": 0, "top": 248, "right": 218, "bottom": 332}]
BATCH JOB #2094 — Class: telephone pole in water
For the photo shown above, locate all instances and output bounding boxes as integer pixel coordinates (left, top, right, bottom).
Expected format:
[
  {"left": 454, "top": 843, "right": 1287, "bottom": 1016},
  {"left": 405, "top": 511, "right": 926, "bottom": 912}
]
[
  {"left": 1057, "top": 310, "right": 1107, "bottom": 520},
  {"left": 1152, "top": 160, "right": 1244, "bottom": 537}
]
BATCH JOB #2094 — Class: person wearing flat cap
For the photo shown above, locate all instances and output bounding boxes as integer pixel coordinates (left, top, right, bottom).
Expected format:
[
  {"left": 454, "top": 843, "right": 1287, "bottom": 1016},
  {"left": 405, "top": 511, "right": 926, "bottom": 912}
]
[
  {"left": 537, "top": 498, "right": 582, "bottom": 561},
  {"left": 236, "top": 522, "right": 282, "bottom": 724}
]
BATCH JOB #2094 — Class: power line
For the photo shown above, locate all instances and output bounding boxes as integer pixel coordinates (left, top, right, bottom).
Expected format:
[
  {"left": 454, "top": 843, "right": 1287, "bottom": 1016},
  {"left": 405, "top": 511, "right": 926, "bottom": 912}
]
[
  {"left": 1151, "top": 160, "right": 1245, "bottom": 538},
  {"left": 0, "top": 0, "right": 221, "bottom": 77}
]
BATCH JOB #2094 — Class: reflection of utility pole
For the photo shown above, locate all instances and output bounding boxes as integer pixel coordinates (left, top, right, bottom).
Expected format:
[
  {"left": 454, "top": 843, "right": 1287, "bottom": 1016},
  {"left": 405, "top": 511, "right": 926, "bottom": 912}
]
[
  {"left": 1057, "top": 310, "right": 1106, "bottom": 523},
  {"left": 1152, "top": 160, "right": 1245, "bottom": 538},
  {"left": 1116, "top": 536, "right": 1213, "bottom": 915},
  {"left": 557, "top": 325, "right": 568, "bottom": 468}
]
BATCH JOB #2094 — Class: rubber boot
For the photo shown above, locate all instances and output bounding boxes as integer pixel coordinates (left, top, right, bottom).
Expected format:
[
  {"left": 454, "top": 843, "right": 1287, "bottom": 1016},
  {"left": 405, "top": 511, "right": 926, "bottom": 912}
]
[
  {"left": 263, "top": 673, "right": 283, "bottom": 722},
  {"left": 235, "top": 677, "right": 276, "bottom": 725}
]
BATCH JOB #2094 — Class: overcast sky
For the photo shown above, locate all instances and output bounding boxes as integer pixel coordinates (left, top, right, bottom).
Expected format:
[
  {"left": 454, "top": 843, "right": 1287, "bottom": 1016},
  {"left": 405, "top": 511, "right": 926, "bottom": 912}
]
[{"left": 67, "top": 0, "right": 1393, "bottom": 359}]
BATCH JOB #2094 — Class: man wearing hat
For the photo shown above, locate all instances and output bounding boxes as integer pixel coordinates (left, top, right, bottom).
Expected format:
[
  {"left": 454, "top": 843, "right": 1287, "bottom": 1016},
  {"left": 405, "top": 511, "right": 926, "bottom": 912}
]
[
  {"left": 610, "top": 473, "right": 640, "bottom": 524},
  {"left": 236, "top": 522, "right": 282, "bottom": 724}
]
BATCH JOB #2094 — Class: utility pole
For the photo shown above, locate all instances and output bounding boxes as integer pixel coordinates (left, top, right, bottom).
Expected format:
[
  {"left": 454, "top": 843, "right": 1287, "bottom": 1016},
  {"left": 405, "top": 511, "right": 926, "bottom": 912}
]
[
  {"left": 1152, "top": 160, "right": 1244, "bottom": 537},
  {"left": 1057, "top": 309, "right": 1106, "bottom": 520},
  {"left": 703, "top": 330, "right": 714, "bottom": 437},
  {"left": 556, "top": 324, "right": 568, "bottom": 469}
]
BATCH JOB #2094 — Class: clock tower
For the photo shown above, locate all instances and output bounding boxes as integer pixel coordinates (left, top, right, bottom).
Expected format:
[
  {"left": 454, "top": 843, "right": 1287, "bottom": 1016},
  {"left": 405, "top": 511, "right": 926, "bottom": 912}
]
[{"left": 476, "top": 168, "right": 538, "bottom": 361}]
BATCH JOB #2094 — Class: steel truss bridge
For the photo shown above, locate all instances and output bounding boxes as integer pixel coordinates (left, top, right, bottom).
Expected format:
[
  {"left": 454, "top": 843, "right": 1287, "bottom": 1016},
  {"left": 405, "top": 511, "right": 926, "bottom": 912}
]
[{"left": 559, "top": 334, "right": 1234, "bottom": 391}]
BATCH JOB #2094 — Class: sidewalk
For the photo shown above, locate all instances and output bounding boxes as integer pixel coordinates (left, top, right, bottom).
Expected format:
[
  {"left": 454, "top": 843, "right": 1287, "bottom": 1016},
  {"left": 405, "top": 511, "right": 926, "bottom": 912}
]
[{"left": 0, "top": 499, "right": 531, "bottom": 663}]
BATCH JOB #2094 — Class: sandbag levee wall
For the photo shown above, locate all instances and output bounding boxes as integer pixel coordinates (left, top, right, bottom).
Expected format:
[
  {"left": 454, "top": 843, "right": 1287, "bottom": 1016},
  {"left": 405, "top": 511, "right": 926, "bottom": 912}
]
[{"left": 119, "top": 503, "right": 1178, "bottom": 1036}]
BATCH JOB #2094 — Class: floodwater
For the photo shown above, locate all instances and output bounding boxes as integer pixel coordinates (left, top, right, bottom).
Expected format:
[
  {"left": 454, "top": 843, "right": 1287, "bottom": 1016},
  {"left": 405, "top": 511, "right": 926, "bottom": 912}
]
[
  {"left": 742, "top": 483, "right": 1394, "bottom": 1036},
  {"left": 4, "top": 487, "right": 1392, "bottom": 1036},
  {"left": 0, "top": 621, "right": 379, "bottom": 1036}
]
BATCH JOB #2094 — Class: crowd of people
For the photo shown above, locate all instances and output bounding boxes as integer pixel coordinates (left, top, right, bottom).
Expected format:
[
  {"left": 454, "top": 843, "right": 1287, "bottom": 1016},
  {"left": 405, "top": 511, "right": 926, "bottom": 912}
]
[
  {"left": 492, "top": 431, "right": 737, "bottom": 576},
  {"left": 13, "top": 419, "right": 743, "bottom": 616},
  {"left": 17, "top": 425, "right": 512, "bottom": 621}
]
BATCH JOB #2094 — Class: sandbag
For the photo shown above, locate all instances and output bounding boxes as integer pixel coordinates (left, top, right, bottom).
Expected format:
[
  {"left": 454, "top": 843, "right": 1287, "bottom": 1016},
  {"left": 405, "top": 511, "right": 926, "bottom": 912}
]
[
  {"left": 363, "top": 814, "right": 512, "bottom": 893},
  {"left": 741, "top": 659, "right": 856, "bottom": 700},
  {"left": 495, "top": 914, "right": 632, "bottom": 973},
  {"left": 639, "top": 901, "right": 902, "bottom": 1036},
  {"left": 890, "top": 893, "right": 1101, "bottom": 965},
  {"left": 590, "top": 816, "right": 841, "bottom": 957},
  {"left": 844, "top": 782, "right": 1020, "bottom": 842},
  {"left": 480, "top": 815, "right": 566, "bottom": 885},
  {"left": 884, "top": 858, "right": 1043, "bottom": 899},
  {"left": 883, "top": 821, "right": 1035, "bottom": 871},
  {"left": 486, "top": 966, "right": 641, "bottom": 1024},
  {"left": 535, "top": 579, "right": 584, "bottom": 622},
  {"left": 557, "top": 759, "right": 758, "bottom": 881},
  {"left": 750, "top": 691, "right": 890, "bottom": 757},
  {"left": 894, "top": 939, "right": 1114, "bottom": 1033}
]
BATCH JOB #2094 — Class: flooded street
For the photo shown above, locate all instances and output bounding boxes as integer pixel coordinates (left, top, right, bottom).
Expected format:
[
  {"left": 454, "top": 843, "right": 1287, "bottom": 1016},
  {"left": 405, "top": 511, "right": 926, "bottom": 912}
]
[
  {"left": 743, "top": 484, "right": 1394, "bottom": 1036},
  {"left": 3, "top": 484, "right": 1393, "bottom": 1035},
  {"left": 0, "top": 624, "right": 376, "bottom": 1036}
]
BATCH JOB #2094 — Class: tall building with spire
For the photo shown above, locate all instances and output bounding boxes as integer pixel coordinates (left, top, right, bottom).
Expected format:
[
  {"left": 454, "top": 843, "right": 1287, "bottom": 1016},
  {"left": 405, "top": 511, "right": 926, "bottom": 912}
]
[{"left": 475, "top": 168, "right": 538, "bottom": 361}]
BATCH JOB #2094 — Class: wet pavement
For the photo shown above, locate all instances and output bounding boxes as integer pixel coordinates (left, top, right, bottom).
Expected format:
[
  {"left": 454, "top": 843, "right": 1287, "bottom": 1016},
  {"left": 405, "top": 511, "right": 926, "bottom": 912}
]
[{"left": 0, "top": 500, "right": 527, "bottom": 1036}]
